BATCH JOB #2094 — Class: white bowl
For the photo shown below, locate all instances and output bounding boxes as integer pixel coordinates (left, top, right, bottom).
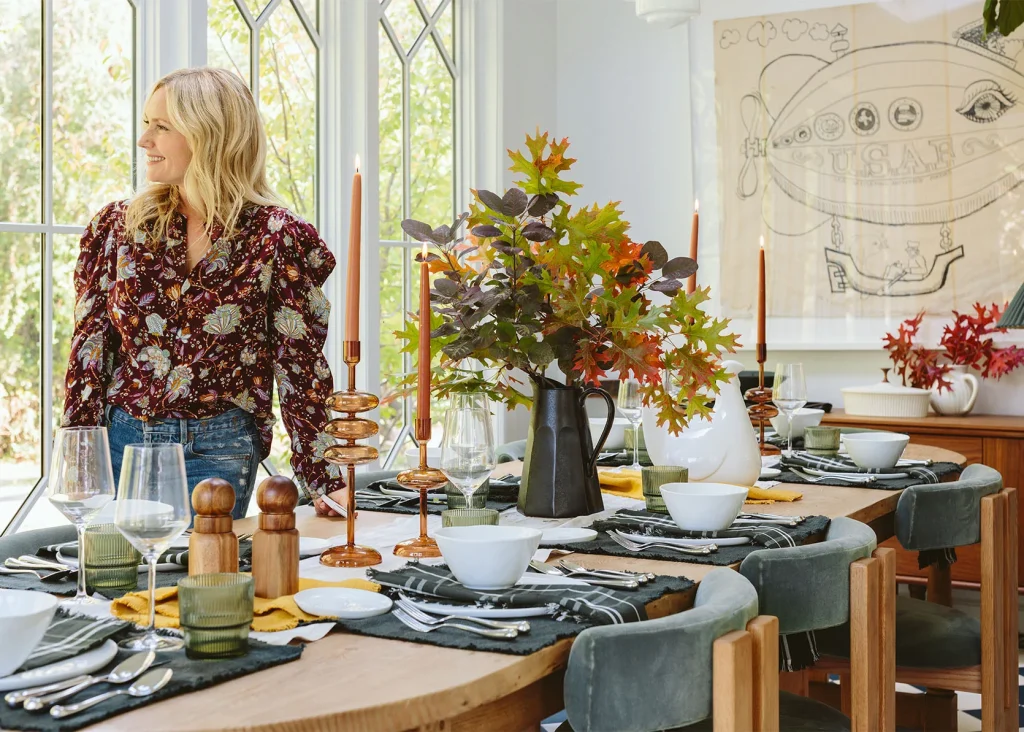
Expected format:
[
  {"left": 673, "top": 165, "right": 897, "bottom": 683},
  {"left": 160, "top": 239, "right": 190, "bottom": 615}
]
[
  {"left": 769, "top": 408, "right": 824, "bottom": 439},
  {"left": 0, "top": 589, "right": 58, "bottom": 677},
  {"left": 842, "top": 432, "right": 910, "bottom": 470},
  {"left": 434, "top": 525, "right": 543, "bottom": 590},
  {"left": 659, "top": 483, "right": 749, "bottom": 532},
  {"left": 404, "top": 446, "right": 441, "bottom": 468},
  {"left": 588, "top": 417, "right": 630, "bottom": 451}
]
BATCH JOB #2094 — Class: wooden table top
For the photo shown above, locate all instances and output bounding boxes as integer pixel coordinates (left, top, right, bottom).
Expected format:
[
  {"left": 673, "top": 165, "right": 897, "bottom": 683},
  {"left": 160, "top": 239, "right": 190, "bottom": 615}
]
[{"left": 84, "top": 443, "right": 965, "bottom": 732}]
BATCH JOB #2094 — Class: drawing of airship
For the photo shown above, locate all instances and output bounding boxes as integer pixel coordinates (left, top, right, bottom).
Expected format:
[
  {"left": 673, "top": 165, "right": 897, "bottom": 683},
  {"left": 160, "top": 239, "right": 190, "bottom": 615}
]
[{"left": 737, "top": 40, "right": 1024, "bottom": 296}]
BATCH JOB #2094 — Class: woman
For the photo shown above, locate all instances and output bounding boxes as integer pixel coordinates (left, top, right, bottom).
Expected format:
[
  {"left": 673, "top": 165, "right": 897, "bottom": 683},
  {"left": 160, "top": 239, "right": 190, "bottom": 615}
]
[{"left": 63, "top": 67, "right": 344, "bottom": 518}]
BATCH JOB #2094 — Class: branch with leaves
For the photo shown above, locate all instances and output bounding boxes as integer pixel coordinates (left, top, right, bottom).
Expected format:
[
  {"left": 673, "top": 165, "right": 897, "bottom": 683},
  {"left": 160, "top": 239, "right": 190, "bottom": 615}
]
[{"left": 395, "top": 132, "right": 739, "bottom": 434}]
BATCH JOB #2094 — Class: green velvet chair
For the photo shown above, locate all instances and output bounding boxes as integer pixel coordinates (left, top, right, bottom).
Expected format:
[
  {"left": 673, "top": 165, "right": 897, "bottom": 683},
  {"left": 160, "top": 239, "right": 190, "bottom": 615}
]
[
  {"left": 496, "top": 440, "right": 527, "bottom": 464},
  {"left": 558, "top": 568, "right": 848, "bottom": 732},
  {"left": 0, "top": 525, "right": 77, "bottom": 561}
]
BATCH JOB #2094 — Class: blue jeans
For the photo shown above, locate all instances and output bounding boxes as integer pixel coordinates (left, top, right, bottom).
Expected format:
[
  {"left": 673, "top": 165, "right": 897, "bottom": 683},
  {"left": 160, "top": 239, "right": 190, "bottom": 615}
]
[{"left": 105, "top": 405, "right": 263, "bottom": 520}]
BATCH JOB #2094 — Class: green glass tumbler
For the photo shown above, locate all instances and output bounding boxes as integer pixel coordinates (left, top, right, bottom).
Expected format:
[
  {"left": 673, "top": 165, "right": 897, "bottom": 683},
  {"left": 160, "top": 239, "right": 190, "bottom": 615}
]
[
  {"left": 804, "top": 426, "right": 841, "bottom": 457},
  {"left": 84, "top": 523, "right": 141, "bottom": 596},
  {"left": 178, "top": 574, "right": 254, "bottom": 660},
  {"left": 641, "top": 466, "right": 688, "bottom": 514},
  {"left": 441, "top": 508, "right": 500, "bottom": 527},
  {"left": 445, "top": 479, "right": 489, "bottom": 509}
]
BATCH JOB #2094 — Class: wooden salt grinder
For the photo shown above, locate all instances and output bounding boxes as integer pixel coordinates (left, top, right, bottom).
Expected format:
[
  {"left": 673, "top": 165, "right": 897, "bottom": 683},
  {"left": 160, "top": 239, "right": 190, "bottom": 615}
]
[
  {"left": 188, "top": 478, "right": 239, "bottom": 576},
  {"left": 253, "top": 476, "right": 299, "bottom": 599}
]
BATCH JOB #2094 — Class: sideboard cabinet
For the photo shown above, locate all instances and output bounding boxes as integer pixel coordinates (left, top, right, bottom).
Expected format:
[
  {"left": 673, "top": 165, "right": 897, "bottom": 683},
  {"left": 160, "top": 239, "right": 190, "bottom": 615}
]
[{"left": 822, "top": 410, "right": 1024, "bottom": 593}]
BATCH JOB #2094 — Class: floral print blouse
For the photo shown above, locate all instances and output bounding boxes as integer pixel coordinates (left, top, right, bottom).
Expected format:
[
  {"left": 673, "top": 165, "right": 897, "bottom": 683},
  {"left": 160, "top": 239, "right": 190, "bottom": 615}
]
[{"left": 63, "top": 200, "right": 341, "bottom": 500}]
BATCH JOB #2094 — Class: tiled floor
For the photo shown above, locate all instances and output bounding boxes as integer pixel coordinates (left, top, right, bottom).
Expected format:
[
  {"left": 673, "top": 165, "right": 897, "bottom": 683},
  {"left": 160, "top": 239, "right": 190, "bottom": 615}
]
[{"left": 540, "top": 654, "right": 1024, "bottom": 731}]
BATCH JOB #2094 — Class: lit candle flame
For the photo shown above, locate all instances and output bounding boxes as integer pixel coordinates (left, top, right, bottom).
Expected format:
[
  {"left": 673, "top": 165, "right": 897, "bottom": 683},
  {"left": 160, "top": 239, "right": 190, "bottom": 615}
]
[
  {"left": 354, "top": 154, "right": 361, "bottom": 173},
  {"left": 422, "top": 242, "right": 428, "bottom": 258},
  {"left": 695, "top": 199, "right": 699, "bottom": 213},
  {"left": 760, "top": 235, "right": 765, "bottom": 250}
]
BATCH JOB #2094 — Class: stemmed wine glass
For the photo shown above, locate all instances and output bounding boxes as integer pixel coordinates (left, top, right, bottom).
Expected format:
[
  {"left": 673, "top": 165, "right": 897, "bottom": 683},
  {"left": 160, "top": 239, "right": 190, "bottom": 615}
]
[
  {"left": 114, "top": 444, "right": 191, "bottom": 651},
  {"left": 48, "top": 427, "right": 116, "bottom": 605},
  {"left": 440, "top": 394, "right": 496, "bottom": 507},
  {"left": 772, "top": 363, "right": 808, "bottom": 456},
  {"left": 618, "top": 379, "right": 644, "bottom": 470}
]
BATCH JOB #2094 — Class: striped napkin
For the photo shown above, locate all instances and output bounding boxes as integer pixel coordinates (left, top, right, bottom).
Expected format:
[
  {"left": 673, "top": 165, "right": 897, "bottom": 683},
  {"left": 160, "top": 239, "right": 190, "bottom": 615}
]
[
  {"left": 780, "top": 452, "right": 946, "bottom": 481},
  {"left": 593, "top": 509, "right": 809, "bottom": 549},
  {"left": 17, "top": 612, "right": 127, "bottom": 672},
  {"left": 369, "top": 563, "right": 651, "bottom": 625}
]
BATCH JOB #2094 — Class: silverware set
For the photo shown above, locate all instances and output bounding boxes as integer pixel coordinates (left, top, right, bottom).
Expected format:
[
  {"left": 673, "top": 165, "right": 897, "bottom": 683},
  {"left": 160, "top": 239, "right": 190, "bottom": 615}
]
[
  {"left": 5, "top": 651, "right": 173, "bottom": 719},
  {"left": 528, "top": 560, "right": 641, "bottom": 589},
  {"left": 789, "top": 467, "right": 877, "bottom": 484},
  {"left": 607, "top": 530, "right": 717, "bottom": 555},
  {"left": 390, "top": 593, "right": 533, "bottom": 640},
  {"left": 1, "top": 556, "right": 76, "bottom": 582}
]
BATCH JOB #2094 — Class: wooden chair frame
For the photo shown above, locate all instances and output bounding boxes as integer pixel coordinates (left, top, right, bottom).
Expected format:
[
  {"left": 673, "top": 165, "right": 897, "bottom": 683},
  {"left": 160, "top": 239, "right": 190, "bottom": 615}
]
[
  {"left": 889, "top": 487, "right": 1018, "bottom": 732},
  {"left": 712, "top": 615, "right": 778, "bottom": 732}
]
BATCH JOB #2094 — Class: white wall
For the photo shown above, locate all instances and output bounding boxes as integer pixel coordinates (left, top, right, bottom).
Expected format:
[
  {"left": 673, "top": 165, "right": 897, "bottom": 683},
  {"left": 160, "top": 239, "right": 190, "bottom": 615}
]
[{"left": 495, "top": 0, "right": 1024, "bottom": 440}]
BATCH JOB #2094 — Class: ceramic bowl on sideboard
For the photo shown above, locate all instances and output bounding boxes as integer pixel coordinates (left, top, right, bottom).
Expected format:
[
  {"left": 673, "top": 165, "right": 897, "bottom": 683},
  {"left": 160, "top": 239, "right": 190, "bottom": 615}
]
[
  {"left": 769, "top": 408, "right": 824, "bottom": 440},
  {"left": 0, "top": 589, "right": 58, "bottom": 677},
  {"left": 588, "top": 417, "right": 630, "bottom": 451},
  {"left": 434, "top": 525, "right": 543, "bottom": 590},
  {"left": 841, "top": 432, "right": 910, "bottom": 470},
  {"left": 658, "top": 483, "right": 749, "bottom": 532}
]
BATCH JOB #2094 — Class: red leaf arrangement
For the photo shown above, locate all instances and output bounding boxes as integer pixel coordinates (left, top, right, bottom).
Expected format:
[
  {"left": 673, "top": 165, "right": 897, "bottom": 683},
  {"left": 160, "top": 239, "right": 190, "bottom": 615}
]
[{"left": 882, "top": 312, "right": 951, "bottom": 391}]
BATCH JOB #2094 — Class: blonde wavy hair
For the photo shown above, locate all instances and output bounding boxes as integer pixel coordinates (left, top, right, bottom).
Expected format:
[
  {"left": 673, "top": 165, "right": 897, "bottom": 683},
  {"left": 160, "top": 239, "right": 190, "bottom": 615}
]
[{"left": 125, "top": 67, "right": 279, "bottom": 242}]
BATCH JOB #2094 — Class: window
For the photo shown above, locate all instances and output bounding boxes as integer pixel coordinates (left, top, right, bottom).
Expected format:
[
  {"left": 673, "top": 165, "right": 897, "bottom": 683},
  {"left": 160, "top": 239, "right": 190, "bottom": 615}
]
[
  {"left": 0, "top": 0, "right": 136, "bottom": 534},
  {"left": 376, "top": 0, "right": 458, "bottom": 467},
  {"left": 207, "top": 0, "right": 320, "bottom": 480}
]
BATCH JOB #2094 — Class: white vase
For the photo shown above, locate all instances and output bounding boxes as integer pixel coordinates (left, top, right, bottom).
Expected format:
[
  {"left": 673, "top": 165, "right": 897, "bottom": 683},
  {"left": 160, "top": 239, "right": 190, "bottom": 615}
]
[
  {"left": 929, "top": 364, "right": 979, "bottom": 416},
  {"left": 641, "top": 360, "right": 761, "bottom": 485}
]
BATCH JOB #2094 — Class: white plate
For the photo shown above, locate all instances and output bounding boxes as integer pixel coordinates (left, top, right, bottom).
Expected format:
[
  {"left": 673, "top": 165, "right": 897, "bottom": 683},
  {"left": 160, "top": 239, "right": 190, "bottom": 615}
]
[
  {"left": 293, "top": 588, "right": 392, "bottom": 619},
  {"left": 759, "top": 468, "right": 781, "bottom": 479},
  {"left": 516, "top": 573, "right": 590, "bottom": 587},
  {"left": 0, "top": 639, "right": 117, "bottom": 692},
  {"left": 539, "top": 528, "right": 598, "bottom": 545},
  {"left": 617, "top": 530, "right": 751, "bottom": 547},
  {"left": 298, "top": 537, "right": 331, "bottom": 557},
  {"left": 803, "top": 468, "right": 909, "bottom": 480},
  {"left": 402, "top": 595, "right": 552, "bottom": 619}
]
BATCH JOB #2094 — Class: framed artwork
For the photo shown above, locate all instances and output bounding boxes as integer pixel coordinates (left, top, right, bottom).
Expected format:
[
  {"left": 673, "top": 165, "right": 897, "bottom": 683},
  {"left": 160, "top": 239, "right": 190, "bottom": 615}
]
[{"left": 700, "top": 1, "right": 1024, "bottom": 346}]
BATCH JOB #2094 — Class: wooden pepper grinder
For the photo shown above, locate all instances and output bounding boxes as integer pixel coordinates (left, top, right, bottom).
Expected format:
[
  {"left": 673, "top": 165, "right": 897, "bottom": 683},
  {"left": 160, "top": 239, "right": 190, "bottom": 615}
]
[
  {"left": 252, "top": 476, "right": 299, "bottom": 599},
  {"left": 188, "top": 478, "right": 239, "bottom": 576}
]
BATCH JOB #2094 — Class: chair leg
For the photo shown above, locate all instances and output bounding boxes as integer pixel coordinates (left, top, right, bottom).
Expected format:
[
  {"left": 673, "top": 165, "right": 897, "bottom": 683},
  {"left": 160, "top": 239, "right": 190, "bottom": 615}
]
[
  {"left": 850, "top": 556, "right": 881, "bottom": 732},
  {"left": 747, "top": 615, "right": 779, "bottom": 732},
  {"left": 981, "top": 492, "right": 1007, "bottom": 732},
  {"left": 713, "top": 630, "right": 753, "bottom": 732},
  {"left": 1003, "top": 489, "right": 1019, "bottom": 732},
  {"left": 874, "top": 547, "right": 896, "bottom": 732}
]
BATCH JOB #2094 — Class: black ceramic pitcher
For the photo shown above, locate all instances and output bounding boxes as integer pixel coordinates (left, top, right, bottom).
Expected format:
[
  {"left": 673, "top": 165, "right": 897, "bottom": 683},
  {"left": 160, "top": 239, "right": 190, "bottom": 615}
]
[{"left": 518, "top": 383, "right": 615, "bottom": 518}]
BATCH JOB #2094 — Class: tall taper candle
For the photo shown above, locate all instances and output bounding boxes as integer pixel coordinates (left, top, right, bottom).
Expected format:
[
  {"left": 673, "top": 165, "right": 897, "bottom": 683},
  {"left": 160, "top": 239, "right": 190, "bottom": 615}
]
[
  {"left": 418, "top": 242, "right": 431, "bottom": 432},
  {"left": 757, "top": 236, "right": 766, "bottom": 346},
  {"left": 345, "top": 157, "right": 362, "bottom": 342},
  {"left": 687, "top": 199, "right": 699, "bottom": 295}
]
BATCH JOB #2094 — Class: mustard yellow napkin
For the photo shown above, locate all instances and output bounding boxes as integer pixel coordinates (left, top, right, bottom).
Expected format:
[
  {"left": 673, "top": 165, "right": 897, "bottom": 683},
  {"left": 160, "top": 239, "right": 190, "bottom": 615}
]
[
  {"left": 110, "top": 576, "right": 381, "bottom": 632},
  {"left": 598, "top": 468, "right": 803, "bottom": 505}
]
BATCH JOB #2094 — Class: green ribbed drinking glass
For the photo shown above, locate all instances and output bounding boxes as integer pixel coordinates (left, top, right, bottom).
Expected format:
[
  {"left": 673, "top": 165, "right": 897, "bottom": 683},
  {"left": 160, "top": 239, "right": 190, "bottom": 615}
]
[
  {"left": 84, "top": 523, "right": 141, "bottom": 596},
  {"left": 178, "top": 574, "right": 254, "bottom": 659},
  {"left": 641, "top": 466, "right": 688, "bottom": 514}
]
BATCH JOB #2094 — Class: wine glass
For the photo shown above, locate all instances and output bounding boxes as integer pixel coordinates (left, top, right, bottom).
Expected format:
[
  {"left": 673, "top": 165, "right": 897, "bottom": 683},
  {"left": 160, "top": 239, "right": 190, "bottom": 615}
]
[
  {"left": 618, "top": 379, "right": 643, "bottom": 470},
  {"left": 440, "top": 394, "right": 496, "bottom": 505},
  {"left": 772, "top": 363, "right": 808, "bottom": 456},
  {"left": 114, "top": 444, "right": 191, "bottom": 651},
  {"left": 48, "top": 427, "right": 116, "bottom": 605}
]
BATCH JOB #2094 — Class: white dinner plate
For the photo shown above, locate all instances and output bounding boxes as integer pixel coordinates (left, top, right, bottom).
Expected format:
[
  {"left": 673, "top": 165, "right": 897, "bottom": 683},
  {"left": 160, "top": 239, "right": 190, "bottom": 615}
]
[
  {"left": 803, "top": 468, "right": 909, "bottom": 480},
  {"left": 402, "top": 595, "right": 552, "bottom": 619},
  {"left": 516, "top": 573, "right": 590, "bottom": 587},
  {"left": 617, "top": 530, "right": 751, "bottom": 547},
  {"left": 293, "top": 588, "right": 393, "bottom": 619},
  {"left": 539, "top": 528, "right": 598, "bottom": 546},
  {"left": 759, "top": 468, "right": 781, "bottom": 479},
  {"left": 298, "top": 537, "right": 331, "bottom": 557},
  {"left": 0, "top": 639, "right": 117, "bottom": 692}
]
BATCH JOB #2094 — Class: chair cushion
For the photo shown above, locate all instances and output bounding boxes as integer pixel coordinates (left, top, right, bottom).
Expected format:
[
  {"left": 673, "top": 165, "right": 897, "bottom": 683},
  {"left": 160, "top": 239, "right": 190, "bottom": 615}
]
[{"left": 815, "top": 595, "right": 981, "bottom": 668}]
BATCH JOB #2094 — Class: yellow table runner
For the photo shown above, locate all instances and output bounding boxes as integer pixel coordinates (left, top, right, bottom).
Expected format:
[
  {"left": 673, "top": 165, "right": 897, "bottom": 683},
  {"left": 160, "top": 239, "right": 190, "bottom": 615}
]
[
  {"left": 111, "top": 577, "right": 380, "bottom": 632},
  {"left": 597, "top": 468, "right": 803, "bottom": 504}
]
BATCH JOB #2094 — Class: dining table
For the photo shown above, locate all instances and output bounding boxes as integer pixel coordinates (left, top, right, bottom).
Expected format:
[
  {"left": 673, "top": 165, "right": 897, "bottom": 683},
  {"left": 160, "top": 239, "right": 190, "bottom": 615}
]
[{"left": 71, "top": 443, "right": 964, "bottom": 732}]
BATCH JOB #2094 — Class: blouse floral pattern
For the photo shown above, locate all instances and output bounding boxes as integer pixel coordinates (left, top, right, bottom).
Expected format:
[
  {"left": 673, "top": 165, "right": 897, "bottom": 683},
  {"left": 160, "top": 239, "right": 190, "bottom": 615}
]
[{"left": 63, "top": 200, "right": 342, "bottom": 500}]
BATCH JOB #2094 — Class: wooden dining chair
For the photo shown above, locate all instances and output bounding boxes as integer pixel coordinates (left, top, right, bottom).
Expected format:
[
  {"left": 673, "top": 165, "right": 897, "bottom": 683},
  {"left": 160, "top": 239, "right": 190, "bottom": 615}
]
[
  {"left": 738, "top": 516, "right": 894, "bottom": 732},
  {"left": 558, "top": 568, "right": 846, "bottom": 732}
]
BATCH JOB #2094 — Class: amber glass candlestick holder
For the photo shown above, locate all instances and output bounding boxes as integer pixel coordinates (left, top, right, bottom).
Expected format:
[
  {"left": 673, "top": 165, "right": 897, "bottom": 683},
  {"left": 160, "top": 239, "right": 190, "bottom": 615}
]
[
  {"left": 319, "top": 341, "right": 383, "bottom": 568},
  {"left": 744, "top": 345, "right": 780, "bottom": 457},
  {"left": 393, "top": 427, "right": 445, "bottom": 558}
]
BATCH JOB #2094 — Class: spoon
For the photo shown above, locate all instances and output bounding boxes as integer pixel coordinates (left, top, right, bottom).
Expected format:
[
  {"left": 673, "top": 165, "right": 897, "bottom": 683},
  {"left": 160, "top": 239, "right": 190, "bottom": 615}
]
[
  {"left": 23, "top": 651, "right": 156, "bottom": 710},
  {"left": 528, "top": 561, "right": 639, "bottom": 589},
  {"left": 50, "top": 668, "right": 173, "bottom": 719},
  {"left": 557, "top": 559, "right": 655, "bottom": 582}
]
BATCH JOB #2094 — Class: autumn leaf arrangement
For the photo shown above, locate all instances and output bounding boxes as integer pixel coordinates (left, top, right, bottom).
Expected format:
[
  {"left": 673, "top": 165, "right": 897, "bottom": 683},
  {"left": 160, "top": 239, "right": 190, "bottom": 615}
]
[
  {"left": 883, "top": 302, "right": 1024, "bottom": 390},
  {"left": 396, "top": 132, "right": 739, "bottom": 433}
]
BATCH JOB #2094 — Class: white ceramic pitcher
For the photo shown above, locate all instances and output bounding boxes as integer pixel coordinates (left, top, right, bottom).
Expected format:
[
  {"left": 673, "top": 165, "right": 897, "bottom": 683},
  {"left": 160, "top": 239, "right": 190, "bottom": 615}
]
[
  {"left": 641, "top": 360, "right": 761, "bottom": 485},
  {"left": 929, "top": 364, "right": 979, "bottom": 416}
]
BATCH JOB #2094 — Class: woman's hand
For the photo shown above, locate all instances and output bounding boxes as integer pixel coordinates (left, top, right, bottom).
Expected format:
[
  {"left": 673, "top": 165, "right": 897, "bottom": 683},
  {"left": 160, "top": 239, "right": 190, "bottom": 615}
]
[{"left": 313, "top": 489, "right": 347, "bottom": 517}]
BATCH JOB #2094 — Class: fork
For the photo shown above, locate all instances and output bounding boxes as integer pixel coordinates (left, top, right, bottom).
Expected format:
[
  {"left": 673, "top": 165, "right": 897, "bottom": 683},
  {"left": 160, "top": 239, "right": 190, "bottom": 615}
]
[
  {"left": 557, "top": 559, "right": 654, "bottom": 583},
  {"left": 790, "top": 468, "right": 876, "bottom": 484},
  {"left": 391, "top": 607, "right": 518, "bottom": 640},
  {"left": 395, "top": 595, "right": 530, "bottom": 633},
  {"left": 608, "top": 531, "right": 716, "bottom": 555}
]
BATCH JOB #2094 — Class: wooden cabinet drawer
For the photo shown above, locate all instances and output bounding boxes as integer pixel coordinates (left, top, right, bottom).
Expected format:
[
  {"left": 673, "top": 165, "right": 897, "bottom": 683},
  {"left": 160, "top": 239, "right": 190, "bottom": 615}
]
[{"left": 904, "top": 433, "right": 984, "bottom": 465}]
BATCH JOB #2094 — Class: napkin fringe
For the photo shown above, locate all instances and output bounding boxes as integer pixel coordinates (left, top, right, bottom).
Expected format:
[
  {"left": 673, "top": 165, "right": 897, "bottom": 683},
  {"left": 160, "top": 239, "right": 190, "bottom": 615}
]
[
  {"left": 780, "top": 631, "right": 819, "bottom": 672},
  {"left": 917, "top": 548, "right": 957, "bottom": 569}
]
